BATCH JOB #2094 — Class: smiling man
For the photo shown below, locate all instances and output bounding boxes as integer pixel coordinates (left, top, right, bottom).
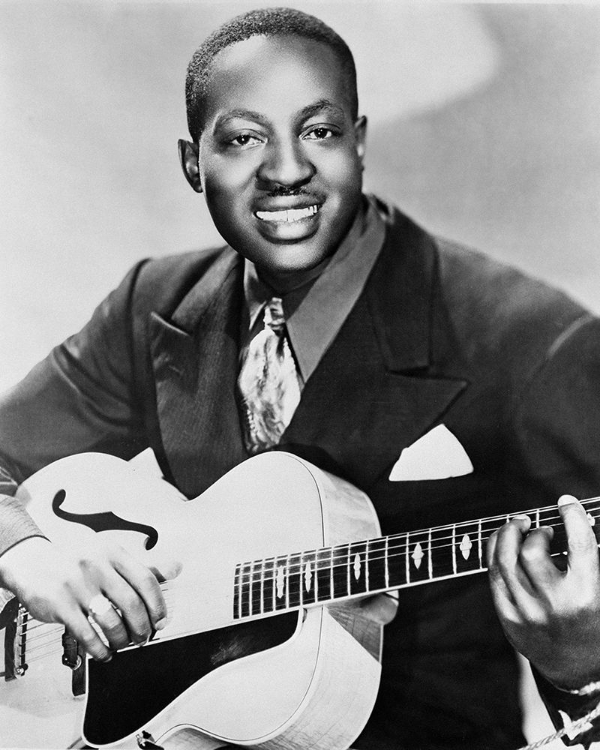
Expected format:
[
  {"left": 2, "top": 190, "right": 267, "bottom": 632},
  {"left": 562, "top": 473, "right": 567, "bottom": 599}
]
[
  {"left": 180, "top": 30, "right": 366, "bottom": 291},
  {"left": 2, "top": 7, "right": 600, "bottom": 750}
]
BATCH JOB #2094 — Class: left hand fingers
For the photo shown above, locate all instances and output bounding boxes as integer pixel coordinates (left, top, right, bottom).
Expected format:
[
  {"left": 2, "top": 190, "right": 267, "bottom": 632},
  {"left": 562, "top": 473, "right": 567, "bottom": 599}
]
[
  {"left": 487, "top": 515, "right": 538, "bottom": 602},
  {"left": 488, "top": 516, "right": 557, "bottom": 615}
]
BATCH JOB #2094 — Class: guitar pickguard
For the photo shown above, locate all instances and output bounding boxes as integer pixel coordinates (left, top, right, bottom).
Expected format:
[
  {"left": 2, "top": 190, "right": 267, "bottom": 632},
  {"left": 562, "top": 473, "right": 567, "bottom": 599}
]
[{"left": 84, "top": 612, "right": 299, "bottom": 746}]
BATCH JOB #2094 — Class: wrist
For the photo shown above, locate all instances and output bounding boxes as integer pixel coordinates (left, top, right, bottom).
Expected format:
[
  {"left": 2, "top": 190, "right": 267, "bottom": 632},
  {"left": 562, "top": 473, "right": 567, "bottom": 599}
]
[{"left": 0, "top": 535, "right": 50, "bottom": 591}]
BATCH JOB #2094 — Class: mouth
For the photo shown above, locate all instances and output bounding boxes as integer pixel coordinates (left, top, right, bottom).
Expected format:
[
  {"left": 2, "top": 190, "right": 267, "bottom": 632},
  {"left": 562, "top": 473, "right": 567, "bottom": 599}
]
[{"left": 255, "top": 204, "right": 320, "bottom": 224}]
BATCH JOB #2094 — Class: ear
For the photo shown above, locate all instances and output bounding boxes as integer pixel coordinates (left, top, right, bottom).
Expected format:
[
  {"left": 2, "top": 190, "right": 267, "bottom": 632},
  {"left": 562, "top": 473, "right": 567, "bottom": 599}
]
[
  {"left": 354, "top": 116, "right": 367, "bottom": 165},
  {"left": 178, "top": 139, "right": 203, "bottom": 193}
]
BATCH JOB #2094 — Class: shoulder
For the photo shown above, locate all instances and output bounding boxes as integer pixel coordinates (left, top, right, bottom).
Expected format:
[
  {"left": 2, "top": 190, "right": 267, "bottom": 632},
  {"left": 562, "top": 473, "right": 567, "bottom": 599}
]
[
  {"left": 403, "top": 224, "right": 594, "bottom": 379},
  {"left": 432, "top": 236, "right": 591, "bottom": 364},
  {"left": 120, "top": 245, "right": 234, "bottom": 318},
  {"left": 380, "top": 202, "right": 594, "bottom": 376}
]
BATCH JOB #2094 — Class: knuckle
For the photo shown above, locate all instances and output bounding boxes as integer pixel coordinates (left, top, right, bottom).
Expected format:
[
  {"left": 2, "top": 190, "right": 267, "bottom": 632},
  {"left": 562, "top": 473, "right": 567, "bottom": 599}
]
[
  {"left": 520, "top": 543, "right": 544, "bottom": 565},
  {"left": 119, "top": 591, "right": 142, "bottom": 614},
  {"left": 79, "top": 630, "right": 100, "bottom": 647}
]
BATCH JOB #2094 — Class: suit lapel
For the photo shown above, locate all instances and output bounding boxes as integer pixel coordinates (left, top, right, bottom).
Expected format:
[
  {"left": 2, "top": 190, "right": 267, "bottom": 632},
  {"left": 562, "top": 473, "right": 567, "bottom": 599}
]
[
  {"left": 280, "top": 209, "right": 468, "bottom": 490},
  {"left": 149, "top": 248, "right": 247, "bottom": 496}
]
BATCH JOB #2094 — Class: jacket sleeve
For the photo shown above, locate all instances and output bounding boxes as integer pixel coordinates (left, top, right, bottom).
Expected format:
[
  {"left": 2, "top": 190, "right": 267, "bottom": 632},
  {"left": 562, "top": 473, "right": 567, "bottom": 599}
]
[
  {"left": 0, "top": 260, "right": 150, "bottom": 558},
  {"left": 511, "top": 315, "right": 600, "bottom": 746}
]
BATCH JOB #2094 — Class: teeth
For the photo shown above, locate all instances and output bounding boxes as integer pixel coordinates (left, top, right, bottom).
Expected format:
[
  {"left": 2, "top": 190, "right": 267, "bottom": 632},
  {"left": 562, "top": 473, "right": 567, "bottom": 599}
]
[{"left": 256, "top": 205, "right": 319, "bottom": 223}]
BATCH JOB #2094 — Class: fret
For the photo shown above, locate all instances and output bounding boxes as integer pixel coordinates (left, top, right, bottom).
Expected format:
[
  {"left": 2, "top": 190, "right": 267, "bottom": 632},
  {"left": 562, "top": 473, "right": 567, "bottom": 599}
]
[
  {"left": 404, "top": 529, "right": 430, "bottom": 584},
  {"left": 300, "top": 550, "right": 317, "bottom": 606},
  {"left": 330, "top": 546, "right": 334, "bottom": 599},
  {"left": 263, "top": 557, "right": 274, "bottom": 614},
  {"left": 258, "top": 558, "right": 265, "bottom": 615},
  {"left": 427, "top": 529, "right": 433, "bottom": 579},
  {"left": 248, "top": 560, "right": 256, "bottom": 616},
  {"left": 480, "top": 517, "right": 500, "bottom": 563},
  {"left": 240, "top": 560, "right": 252, "bottom": 619},
  {"left": 453, "top": 521, "right": 483, "bottom": 574},
  {"left": 451, "top": 524, "right": 457, "bottom": 576},
  {"left": 367, "top": 537, "right": 387, "bottom": 592},
  {"left": 348, "top": 541, "right": 368, "bottom": 596},
  {"left": 285, "top": 554, "right": 291, "bottom": 609},
  {"left": 315, "top": 548, "right": 332, "bottom": 603},
  {"left": 387, "top": 532, "right": 411, "bottom": 589},
  {"left": 233, "top": 563, "right": 241, "bottom": 620},
  {"left": 385, "top": 536, "right": 390, "bottom": 589},
  {"left": 478, "top": 519, "right": 483, "bottom": 568},
  {"left": 274, "top": 554, "right": 288, "bottom": 611},
  {"left": 430, "top": 525, "right": 453, "bottom": 580},
  {"left": 288, "top": 552, "right": 302, "bottom": 609},
  {"left": 333, "top": 543, "right": 350, "bottom": 601}
]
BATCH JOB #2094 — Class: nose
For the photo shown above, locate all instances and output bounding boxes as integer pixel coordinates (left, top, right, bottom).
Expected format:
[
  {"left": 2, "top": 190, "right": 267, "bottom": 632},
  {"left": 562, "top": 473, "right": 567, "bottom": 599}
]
[{"left": 257, "top": 137, "right": 315, "bottom": 189}]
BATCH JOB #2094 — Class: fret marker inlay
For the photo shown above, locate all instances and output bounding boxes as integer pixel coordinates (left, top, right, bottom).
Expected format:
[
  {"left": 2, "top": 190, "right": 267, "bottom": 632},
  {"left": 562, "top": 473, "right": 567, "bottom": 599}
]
[
  {"left": 276, "top": 565, "right": 285, "bottom": 599},
  {"left": 354, "top": 554, "right": 361, "bottom": 580},
  {"left": 460, "top": 534, "right": 472, "bottom": 560},
  {"left": 304, "top": 562, "right": 312, "bottom": 592},
  {"left": 412, "top": 542, "right": 423, "bottom": 569}
]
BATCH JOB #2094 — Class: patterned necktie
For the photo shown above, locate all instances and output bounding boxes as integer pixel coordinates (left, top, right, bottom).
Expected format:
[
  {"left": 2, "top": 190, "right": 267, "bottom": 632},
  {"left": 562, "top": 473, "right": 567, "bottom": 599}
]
[{"left": 238, "top": 297, "right": 301, "bottom": 454}]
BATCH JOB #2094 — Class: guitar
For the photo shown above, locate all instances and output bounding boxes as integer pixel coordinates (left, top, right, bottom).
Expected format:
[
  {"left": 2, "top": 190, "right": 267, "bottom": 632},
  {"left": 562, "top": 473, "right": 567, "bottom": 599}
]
[{"left": 0, "top": 452, "right": 596, "bottom": 750}]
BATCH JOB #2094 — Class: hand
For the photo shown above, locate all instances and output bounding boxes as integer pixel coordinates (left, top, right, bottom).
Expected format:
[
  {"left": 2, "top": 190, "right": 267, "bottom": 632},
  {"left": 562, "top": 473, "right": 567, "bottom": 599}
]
[
  {"left": 0, "top": 535, "right": 181, "bottom": 662},
  {"left": 487, "top": 495, "right": 600, "bottom": 689},
  {"left": 358, "top": 591, "right": 399, "bottom": 625}
]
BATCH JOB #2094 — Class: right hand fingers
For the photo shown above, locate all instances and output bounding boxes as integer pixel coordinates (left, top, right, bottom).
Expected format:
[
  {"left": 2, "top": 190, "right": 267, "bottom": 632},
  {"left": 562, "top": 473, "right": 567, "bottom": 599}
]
[
  {"left": 0, "top": 537, "right": 179, "bottom": 659},
  {"left": 78, "top": 540, "right": 179, "bottom": 646}
]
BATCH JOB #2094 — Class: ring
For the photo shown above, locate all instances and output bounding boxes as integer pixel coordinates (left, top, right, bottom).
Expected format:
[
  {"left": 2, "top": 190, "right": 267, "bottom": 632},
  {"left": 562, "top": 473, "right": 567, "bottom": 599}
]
[{"left": 88, "top": 594, "right": 115, "bottom": 619}]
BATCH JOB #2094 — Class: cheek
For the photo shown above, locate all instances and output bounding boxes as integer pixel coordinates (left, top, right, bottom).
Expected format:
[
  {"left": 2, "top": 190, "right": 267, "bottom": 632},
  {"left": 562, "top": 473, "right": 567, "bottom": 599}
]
[
  {"left": 319, "top": 149, "right": 363, "bottom": 195},
  {"left": 200, "top": 152, "right": 257, "bottom": 198}
]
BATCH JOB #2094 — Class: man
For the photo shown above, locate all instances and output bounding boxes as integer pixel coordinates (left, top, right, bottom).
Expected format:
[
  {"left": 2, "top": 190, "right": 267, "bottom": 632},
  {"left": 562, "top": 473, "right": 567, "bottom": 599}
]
[{"left": 1, "top": 7, "right": 600, "bottom": 748}]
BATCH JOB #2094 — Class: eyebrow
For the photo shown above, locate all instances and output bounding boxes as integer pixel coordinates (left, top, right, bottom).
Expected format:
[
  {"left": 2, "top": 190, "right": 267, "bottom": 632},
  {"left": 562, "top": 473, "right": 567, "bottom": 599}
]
[
  {"left": 215, "top": 99, "right": 346, "bottom": 129},
  {"left": 299, "top": 99, "right": 345, "bottom": 120}
]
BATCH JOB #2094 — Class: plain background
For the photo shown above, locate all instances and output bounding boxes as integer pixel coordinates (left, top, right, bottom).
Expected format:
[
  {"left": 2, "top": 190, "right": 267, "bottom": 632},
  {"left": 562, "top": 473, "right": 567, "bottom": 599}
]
[{"left": 1, "top": 2, "right": 600, "bottom": 747}]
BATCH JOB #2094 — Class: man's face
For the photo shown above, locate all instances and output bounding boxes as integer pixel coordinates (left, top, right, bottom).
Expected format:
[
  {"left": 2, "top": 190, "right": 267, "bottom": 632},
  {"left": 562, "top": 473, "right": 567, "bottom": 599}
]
[{"left": 187, "top": 35, "right": 366, "bottom": 291}]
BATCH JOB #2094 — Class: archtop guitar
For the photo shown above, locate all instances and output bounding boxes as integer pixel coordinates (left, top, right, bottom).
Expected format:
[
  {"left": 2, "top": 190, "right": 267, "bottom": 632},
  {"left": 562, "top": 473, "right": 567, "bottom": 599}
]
[{"left": 0, "top": 451, "right": 594, "bottom": 749}]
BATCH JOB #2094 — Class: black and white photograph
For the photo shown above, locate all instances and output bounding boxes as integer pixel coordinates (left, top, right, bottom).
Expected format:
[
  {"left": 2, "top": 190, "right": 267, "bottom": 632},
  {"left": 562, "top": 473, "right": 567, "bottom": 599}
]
[{"left": 1, "top": 2, "right": 600, "bottom": 749}]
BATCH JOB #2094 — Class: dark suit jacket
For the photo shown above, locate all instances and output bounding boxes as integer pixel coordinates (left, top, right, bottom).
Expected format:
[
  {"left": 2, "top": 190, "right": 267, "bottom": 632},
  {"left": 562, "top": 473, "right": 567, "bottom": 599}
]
[{"left": 2, "top": 205, "right": 600, "bottom": 748}]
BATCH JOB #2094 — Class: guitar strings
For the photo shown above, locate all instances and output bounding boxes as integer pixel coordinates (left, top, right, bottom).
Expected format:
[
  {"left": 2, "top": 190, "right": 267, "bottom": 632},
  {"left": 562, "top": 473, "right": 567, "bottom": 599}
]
[
  {"left": 14, "top": 590, "right": 178, "bottom": 661},
  {"left": 10, "top": 499, "right": 600, "bottom": 666},
  {"left": 240, "top": 501, "right": 600, "bottom": 582}
]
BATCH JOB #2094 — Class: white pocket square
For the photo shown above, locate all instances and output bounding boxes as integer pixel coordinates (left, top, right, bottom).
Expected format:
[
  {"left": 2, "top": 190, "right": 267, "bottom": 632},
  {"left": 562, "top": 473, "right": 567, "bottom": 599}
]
[{"left": 389, "top": 424, "right": 474, "bottom": 481}]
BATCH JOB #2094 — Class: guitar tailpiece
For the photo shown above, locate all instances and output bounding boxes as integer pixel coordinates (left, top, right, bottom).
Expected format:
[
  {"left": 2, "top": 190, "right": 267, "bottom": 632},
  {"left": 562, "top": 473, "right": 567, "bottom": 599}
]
[{"left": 136, "top": 730, "right": 164, "bottom": 750}]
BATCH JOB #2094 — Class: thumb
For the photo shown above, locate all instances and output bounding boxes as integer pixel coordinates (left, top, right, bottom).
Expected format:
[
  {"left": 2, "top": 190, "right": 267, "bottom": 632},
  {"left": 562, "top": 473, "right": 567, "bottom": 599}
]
[{"left": 144, "top": 551, "right": 183, "bottom": 582}]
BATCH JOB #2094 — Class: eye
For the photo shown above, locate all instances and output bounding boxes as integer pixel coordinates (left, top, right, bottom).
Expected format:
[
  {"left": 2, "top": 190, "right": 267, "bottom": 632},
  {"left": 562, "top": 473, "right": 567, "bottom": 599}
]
[
  {"left": 228, "top": 133, "right": 262, "bottom": 148},
  {"left": 303, "top": 127, "right": 335, "bottom": 141}
]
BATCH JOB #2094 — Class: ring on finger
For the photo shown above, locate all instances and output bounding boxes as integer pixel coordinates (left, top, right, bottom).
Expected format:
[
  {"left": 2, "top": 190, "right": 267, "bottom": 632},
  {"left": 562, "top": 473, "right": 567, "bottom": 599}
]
[{"left": 88, "top": 594, "right": 116, "bottom": 620}]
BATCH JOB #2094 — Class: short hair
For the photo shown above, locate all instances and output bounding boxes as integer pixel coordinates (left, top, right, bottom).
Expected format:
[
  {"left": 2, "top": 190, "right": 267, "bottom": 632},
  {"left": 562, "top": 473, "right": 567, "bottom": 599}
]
[{"left": 185, "top": 7, "right": 358, "bottom": 142}]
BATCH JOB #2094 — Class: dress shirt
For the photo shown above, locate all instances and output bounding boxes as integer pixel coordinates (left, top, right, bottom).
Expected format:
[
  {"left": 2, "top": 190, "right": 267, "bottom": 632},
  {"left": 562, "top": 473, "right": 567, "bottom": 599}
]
[{"left": 242, "top": 194, "right": 388, "bottom": 385}]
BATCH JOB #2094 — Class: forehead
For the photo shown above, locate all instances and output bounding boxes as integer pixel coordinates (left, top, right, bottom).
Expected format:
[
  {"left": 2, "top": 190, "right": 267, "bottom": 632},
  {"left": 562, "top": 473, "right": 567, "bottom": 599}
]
[{"left": 201, "top": 35, "right": 353, "bottom": 125}]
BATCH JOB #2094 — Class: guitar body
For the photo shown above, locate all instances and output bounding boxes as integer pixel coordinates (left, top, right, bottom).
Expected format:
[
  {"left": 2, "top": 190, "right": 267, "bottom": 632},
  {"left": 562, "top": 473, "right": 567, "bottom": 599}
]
[{"left": 1, "top": 452, "right": 382, "bottom": 749}]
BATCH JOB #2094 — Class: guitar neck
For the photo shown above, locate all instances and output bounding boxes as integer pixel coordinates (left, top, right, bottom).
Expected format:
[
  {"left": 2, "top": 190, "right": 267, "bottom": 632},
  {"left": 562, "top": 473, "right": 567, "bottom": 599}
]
[{"left": 233, "top": 497, "right": 600, "bottom": 620}]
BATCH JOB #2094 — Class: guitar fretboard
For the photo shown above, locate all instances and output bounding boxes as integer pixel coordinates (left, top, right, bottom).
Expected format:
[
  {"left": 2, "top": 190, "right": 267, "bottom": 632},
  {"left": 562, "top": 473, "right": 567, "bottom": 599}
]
[{"left": 233, "top": 499, "right": 600, "bottom": 621}]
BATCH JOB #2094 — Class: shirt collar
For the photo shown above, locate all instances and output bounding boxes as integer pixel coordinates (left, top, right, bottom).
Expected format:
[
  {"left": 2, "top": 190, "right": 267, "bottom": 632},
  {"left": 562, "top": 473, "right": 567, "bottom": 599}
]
[{"left": 244, "top": 194, "right": 388, "bottom": 382}]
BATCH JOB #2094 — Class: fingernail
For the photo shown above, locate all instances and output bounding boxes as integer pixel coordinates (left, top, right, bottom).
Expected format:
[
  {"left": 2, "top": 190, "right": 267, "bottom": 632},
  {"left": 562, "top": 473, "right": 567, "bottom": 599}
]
[
  {"left": 155, "top": 618, "right": 167, "bottom": 630},
  {"left": 558, "top": 495, "right": 579, "bottom": 507}
]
